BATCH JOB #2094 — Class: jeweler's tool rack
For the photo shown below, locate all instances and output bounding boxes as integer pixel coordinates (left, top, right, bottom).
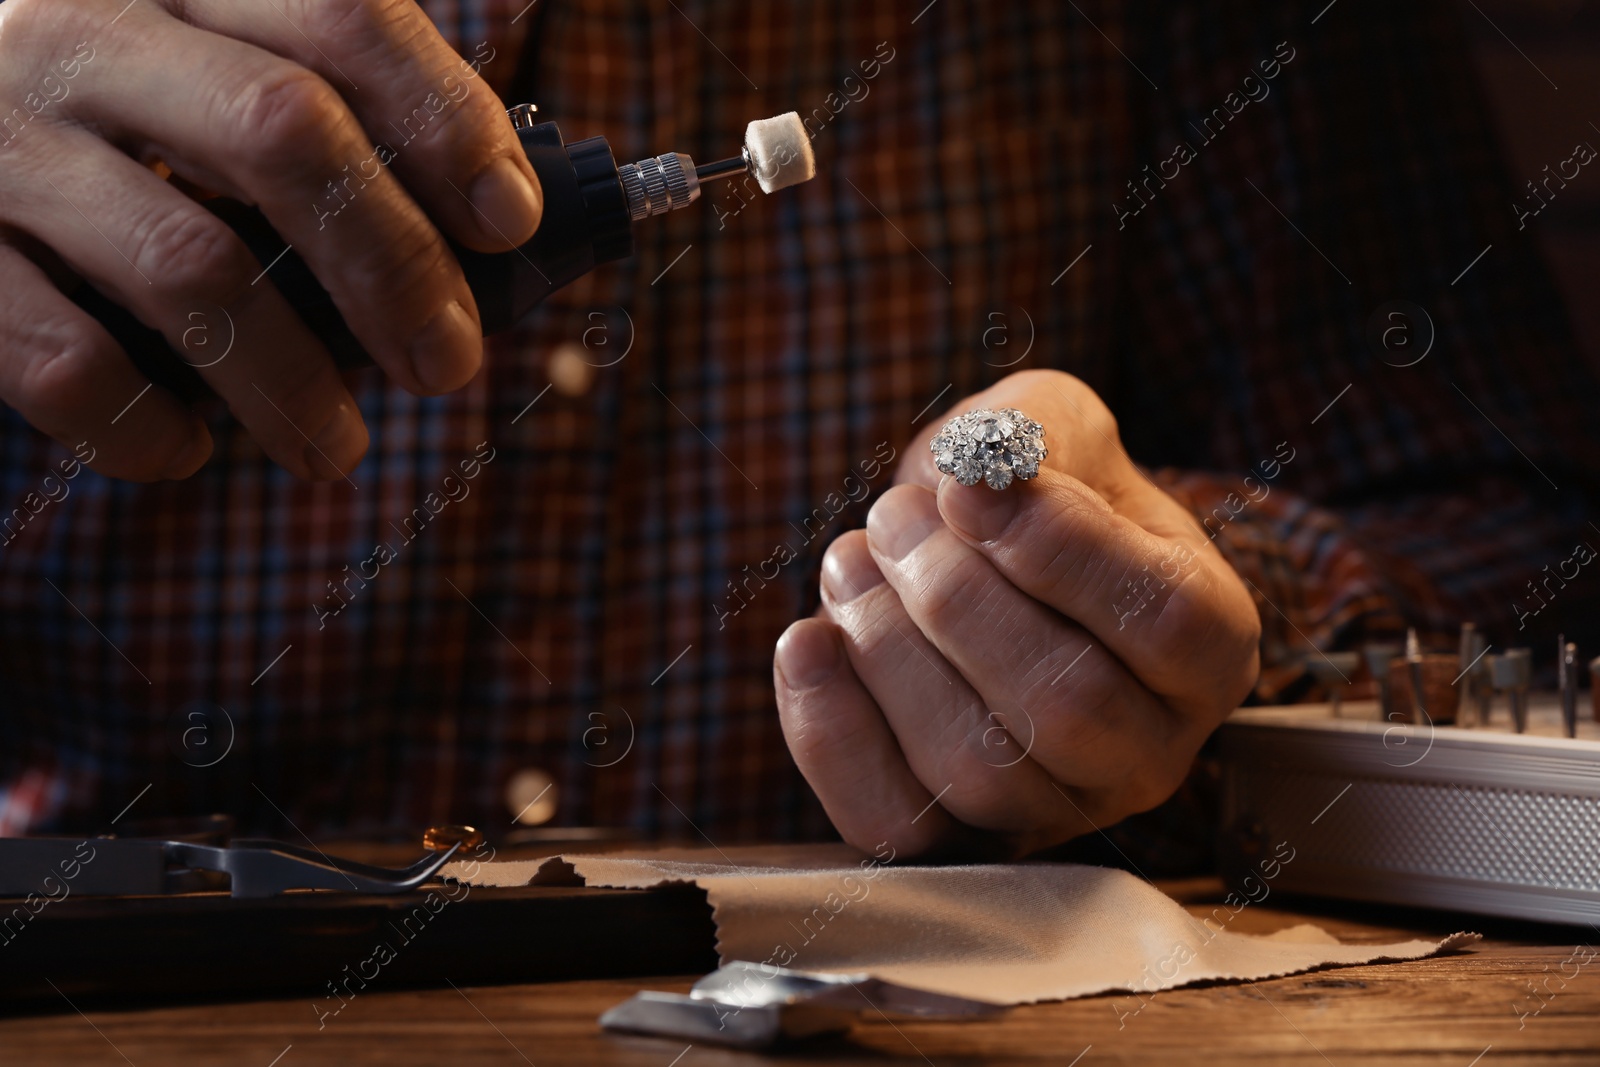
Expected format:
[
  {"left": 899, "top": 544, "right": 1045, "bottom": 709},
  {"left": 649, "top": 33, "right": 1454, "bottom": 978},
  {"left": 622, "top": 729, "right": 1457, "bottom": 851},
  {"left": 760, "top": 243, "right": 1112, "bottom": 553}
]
[{"left": 1218, "top": 629, "right": 1600, "bottom": 925}]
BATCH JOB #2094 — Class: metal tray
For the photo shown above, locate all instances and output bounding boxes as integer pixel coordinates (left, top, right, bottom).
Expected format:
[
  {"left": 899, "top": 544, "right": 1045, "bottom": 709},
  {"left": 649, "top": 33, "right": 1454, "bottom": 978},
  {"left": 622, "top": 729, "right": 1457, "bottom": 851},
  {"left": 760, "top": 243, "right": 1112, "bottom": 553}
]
[{"left": 1217, "top": 695, "right": 1600, "bottom": 925}]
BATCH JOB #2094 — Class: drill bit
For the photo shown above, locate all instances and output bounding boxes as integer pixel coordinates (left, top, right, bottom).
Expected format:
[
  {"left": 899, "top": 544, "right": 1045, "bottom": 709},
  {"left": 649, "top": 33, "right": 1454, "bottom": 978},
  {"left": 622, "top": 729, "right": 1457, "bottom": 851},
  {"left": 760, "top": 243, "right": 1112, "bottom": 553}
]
[
  {"left": 1364, "top": 642, "right": 1399, "bottom": 721},
  {"left": 1561, "top": 639, "right": 1578, "bottom": 738},
  {"left": 1405, "top": 627, "right": 1429, "bottom": 724},
  {"left": 1489, "top": 649, "right": 1533, "bottom": 733},
  {"left": 1458, "top": 623, "right": 1479, "bottom": 726}
]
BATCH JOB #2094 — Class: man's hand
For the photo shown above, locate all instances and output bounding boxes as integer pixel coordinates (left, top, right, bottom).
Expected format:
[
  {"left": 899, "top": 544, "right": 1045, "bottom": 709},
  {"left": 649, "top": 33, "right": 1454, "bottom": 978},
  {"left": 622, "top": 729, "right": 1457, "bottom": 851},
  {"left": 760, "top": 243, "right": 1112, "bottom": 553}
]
[
  {"left": 0, "top": 0, "right": 543, "bottom": 480},
  {"left": 774, "top": 370, "right": 1261, "bottom": 858}
]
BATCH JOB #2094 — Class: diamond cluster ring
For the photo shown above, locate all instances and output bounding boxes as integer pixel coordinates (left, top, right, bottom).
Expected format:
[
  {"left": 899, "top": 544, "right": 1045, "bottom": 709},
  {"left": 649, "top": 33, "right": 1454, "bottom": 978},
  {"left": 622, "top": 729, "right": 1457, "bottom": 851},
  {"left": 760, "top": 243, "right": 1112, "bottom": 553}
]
[{"left": 930, "top": 407, "right": 1048, "bottom": 490}]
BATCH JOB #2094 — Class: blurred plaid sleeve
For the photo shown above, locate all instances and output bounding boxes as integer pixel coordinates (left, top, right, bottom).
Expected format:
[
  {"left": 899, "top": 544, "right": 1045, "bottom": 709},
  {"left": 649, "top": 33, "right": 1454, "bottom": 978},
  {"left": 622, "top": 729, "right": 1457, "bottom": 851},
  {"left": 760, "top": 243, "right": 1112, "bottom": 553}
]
[{"left": 2, "top": 0, "right": 1597, "bottom": 854}]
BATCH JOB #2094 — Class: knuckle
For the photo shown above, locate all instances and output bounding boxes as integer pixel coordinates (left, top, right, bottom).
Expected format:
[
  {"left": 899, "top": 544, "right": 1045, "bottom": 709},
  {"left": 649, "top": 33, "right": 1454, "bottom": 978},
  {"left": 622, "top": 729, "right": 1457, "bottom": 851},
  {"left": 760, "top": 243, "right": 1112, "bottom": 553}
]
[
  {"left": 938, "top": 722, "right": 1020, "bottom": 817},
  {"left": 1032, "top": 509, "right": 1109, "bottom": 601},
  {"left": 919, "top": 556, "right": 1001, "bottom": 636},
  {"left": 944, "top": 773, "right": 1022, "bottom": 832},
  {"left": 0, "top": 0, "right": 74, "bottom": 47},
  {"left": 128, "top": 207, "right": 253, "bottom": 305},
  {"left": 1147, "top": 563, "right": 1212, "bottom": 642},
  {"left": 831, "top": 592, "right": 972, "bottom": 732},
  {"left": 233, "top": 66, "right": 341, "bottom": 170},
  {"left": 392, "top": 77, "right": 482, "bottom": 152},
  {"left": 16, "top": 316, "right": 113, "bottom": 425},
  {"left": 297, "top": 0, "right": 411, "bottom": 43},
  {"left": 845, "top": 602, "right": 908, "bottom": 665},
  {"left": 348, "top": 214, "right": 456, "bottom": 315},
  {"left": 835, "top": 818, "right": 890, "bottom": 857},
  {"left": 1124, "top": 755, "right": 1191, "bottom": 814},
  {"left": 782, "top": 717, "right": 837, "bottom": 776},
  {"left": 1208, "top": 609, "right": 1263, "bottom": 711},
  {"left": 777, "top": 697, "right": 862, "bottom": 777},
  {"left": 1050, "top": 369, "right": 1118, "bottom": 437},
  {"left": 250, "top": 354, "right": 344, "bottom": 435},
  {"left": 0, "top": 0, "right": 42, "bottom": 32},
  {"left": 1095, "top": 400, "right": 1120, "bottom": 444},
  {"left": 1028, "top": 656, "right": 1120, "bottom": 751},
  {"left": 1079, "top": 754, "right": 1186, "bottom": 826},
  {"left": 1234, "top": 615, "right": 1264, "bottom": 694},
  {"left": 852, "top": 816, "right": 943, "bottom": 860},
  {"left": 0, "top": 1, "right": 96, "bottom": 110},
  {"left": 835, "top": 809, "right": 907, "bottom": 858},
  {"left": 1005, "top": 367, "right": 1119, "bottom": 442},
  {"left": 1147, "top": 561, "right": 1259, "bottom": 700}
]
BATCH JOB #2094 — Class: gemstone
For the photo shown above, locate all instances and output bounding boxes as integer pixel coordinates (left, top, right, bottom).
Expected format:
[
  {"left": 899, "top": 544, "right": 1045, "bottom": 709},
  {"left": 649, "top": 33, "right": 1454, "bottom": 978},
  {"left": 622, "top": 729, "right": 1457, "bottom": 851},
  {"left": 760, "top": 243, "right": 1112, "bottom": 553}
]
[
  {"left": 932, "top": 407, "right": 1044, "bottom": 489},
  {"left": 976, "top": 415, "right": 1014, "bottom": 443}
]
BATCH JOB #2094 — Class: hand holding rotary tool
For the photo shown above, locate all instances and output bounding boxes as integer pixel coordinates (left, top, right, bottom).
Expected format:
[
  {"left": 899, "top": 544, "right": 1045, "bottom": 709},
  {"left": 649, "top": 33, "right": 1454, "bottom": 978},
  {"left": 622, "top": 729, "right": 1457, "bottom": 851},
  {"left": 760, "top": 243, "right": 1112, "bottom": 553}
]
[
  {"left": 77, "top": 107, "right": 817, "bottom": 404},
  {"left": 0, "top": 0, "right": 813, "bottom": 483}
]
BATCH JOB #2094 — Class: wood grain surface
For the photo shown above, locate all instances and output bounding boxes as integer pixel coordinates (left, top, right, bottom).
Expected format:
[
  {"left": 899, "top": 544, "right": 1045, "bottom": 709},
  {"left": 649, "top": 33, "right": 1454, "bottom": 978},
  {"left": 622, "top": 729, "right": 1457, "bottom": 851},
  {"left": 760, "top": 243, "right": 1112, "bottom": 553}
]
[{"left": 2, "top": 878, "right": 1596, "bottom": 1066}]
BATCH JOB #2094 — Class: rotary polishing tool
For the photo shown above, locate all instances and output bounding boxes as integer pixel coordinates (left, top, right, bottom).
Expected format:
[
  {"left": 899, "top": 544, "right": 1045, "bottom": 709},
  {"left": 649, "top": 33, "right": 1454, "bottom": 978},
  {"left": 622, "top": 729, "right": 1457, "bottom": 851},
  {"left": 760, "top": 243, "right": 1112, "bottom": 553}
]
[{"left": 73, "top": 108, "right": 816, "bottom": 396}]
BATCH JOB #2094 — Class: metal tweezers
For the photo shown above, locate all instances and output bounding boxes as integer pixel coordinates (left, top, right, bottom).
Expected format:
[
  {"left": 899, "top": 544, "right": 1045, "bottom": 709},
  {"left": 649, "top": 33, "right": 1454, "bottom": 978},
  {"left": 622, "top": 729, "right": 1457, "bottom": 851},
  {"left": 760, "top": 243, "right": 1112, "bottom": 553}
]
[{"left": 0, "top": 836, "right": 458, "bottom": 899}]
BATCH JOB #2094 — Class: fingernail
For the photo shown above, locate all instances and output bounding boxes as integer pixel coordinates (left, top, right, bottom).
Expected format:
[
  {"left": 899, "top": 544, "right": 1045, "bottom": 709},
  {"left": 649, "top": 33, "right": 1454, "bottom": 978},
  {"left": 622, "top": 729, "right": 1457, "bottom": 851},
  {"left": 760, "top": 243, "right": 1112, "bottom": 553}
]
[
  {"left": 775, "top": 621, "right": 841, "bottom": 690},
  {"left": 867, "top": 487, "right": 942, "bottom": 562},
  {"left": 469, "top": 156, "right": 542, "bottom": 246},
  {"left": 305, "top": 402, "right": 368, "bottom": 480},
  {"left": 821, "top": 537, "right": 886, "bottom": 604},
  {"left": 161, "top": 422, "right": 212, "bottom": 480},
  {"left": 409, "top": 300, "right": 481, "bottom": 393},
  {"left": 939, "top": 474, "right": 1020, "bottom": 542}
]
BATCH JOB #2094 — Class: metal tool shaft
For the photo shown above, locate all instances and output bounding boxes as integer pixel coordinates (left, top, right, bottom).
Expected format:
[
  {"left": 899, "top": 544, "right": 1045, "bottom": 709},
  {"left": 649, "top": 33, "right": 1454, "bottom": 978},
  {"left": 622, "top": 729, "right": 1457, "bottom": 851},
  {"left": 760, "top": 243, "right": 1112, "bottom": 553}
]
[{"left": 695, "top": 153, "right": 751, "bottom": 182}]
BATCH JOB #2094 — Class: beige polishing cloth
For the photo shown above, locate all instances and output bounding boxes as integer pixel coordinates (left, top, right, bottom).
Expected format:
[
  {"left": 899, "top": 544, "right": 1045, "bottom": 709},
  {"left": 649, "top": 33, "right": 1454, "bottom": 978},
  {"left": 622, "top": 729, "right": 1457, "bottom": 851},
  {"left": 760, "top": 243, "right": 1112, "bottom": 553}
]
[{"left": 445, "top": 845, "right": 1477, "bottom": 1006}]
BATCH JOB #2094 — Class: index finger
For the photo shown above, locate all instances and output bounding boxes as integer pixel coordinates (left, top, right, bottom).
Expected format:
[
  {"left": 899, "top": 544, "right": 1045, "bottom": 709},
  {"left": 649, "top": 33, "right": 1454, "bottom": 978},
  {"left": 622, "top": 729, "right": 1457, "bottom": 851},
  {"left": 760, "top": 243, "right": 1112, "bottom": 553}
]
[
  {"left": 935, "top": 468, "right": 1260, "bottom": 713},
  {"left": 78, "top": 10, "right": 481, "bottom": 394},
  {"left": 176, "top": 0, "right": 542, "bottom": 252}
]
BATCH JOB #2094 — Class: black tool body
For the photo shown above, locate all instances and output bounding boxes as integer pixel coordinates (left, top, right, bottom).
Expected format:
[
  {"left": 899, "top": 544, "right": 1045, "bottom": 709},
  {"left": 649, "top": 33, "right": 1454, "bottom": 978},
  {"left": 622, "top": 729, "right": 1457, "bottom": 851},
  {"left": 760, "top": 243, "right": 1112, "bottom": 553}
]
[{"left": 70, "top": 121, "right": 632, "bottom": 399}]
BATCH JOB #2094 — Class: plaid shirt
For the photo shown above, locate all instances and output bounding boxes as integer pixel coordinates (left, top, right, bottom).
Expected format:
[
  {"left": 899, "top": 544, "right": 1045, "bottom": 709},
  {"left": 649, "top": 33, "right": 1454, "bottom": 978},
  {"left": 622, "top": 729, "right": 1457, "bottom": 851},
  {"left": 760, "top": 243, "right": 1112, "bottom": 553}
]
[{"left": 2, "top": 0, "right": 1596, "bottom": 843}]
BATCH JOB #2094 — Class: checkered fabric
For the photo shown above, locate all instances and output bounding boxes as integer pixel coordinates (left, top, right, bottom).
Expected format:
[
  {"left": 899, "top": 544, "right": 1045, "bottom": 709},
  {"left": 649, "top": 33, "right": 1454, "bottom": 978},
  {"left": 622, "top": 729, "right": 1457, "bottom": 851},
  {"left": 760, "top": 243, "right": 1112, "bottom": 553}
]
[{"left": 1, "top": 0, "right": 1596, "bottom": 843}]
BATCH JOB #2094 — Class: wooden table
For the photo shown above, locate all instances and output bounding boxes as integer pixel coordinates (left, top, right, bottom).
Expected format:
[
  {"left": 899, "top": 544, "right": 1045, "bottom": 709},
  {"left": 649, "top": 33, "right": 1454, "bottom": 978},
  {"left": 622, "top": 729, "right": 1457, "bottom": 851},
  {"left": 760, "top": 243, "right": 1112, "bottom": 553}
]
[{"left": 2, "top": 878, "right": 1595, "bottom": 1066}]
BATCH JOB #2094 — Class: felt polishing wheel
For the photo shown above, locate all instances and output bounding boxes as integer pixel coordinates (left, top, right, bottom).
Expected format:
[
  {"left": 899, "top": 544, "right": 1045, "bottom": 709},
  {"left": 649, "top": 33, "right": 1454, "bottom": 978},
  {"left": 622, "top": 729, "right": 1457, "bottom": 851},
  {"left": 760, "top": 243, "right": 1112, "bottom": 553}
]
[{"left": 744, "top": 112, "right": 816, "bottom": 194}]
